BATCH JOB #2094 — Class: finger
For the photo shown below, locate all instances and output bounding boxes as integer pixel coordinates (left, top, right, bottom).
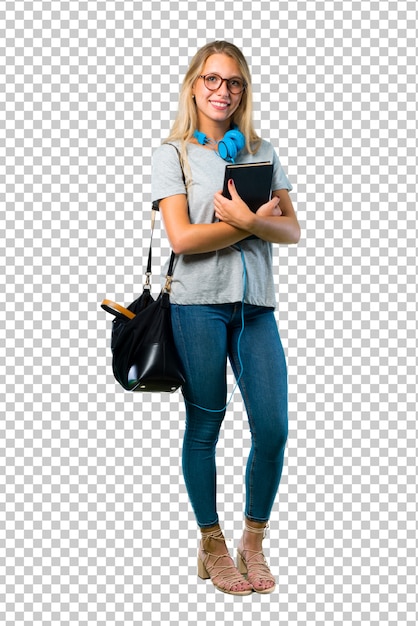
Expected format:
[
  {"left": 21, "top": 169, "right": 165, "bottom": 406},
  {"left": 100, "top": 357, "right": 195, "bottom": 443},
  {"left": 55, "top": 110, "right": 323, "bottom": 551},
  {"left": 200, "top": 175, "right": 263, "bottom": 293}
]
[
  {"left": 269, "top": 196, "right": 280, "bottom": 210},
  {"left": 228, "top": 178, "right": 240, "bottom": 198}
]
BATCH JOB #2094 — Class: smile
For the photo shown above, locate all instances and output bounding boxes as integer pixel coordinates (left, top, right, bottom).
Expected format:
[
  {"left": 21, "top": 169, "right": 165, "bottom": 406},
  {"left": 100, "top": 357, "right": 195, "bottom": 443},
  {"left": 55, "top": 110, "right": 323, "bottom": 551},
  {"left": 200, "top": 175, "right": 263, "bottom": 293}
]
[{"left": 209, "top": 100, "right": 230, "bottom": 110}]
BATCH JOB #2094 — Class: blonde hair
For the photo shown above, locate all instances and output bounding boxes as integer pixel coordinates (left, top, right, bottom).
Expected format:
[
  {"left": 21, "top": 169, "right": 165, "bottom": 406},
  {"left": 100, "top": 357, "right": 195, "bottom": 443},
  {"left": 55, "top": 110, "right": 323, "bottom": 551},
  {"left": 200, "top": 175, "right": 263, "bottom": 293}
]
[{"left": 164, "top": 41, "right": 262, "bottom": 185}]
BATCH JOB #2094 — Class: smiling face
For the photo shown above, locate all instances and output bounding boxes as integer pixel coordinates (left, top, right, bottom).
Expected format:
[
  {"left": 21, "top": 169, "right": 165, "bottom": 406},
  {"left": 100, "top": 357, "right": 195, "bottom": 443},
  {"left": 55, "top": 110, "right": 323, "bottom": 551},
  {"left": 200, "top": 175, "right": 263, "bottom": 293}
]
[{"left": 192, "top": 53, "right": 245, "bottom": 140}]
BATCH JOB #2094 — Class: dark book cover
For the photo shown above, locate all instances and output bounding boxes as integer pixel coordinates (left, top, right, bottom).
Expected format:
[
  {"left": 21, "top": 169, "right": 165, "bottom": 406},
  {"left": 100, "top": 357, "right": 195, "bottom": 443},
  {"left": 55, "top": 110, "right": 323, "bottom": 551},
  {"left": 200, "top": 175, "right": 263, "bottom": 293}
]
[{"left": 222, "top": 162, "right": 274, "bottom": 213}]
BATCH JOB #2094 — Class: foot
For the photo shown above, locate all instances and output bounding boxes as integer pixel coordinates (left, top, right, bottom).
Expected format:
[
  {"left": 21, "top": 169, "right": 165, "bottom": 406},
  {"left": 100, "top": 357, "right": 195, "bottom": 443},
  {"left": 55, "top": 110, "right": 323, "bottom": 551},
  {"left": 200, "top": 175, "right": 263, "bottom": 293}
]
[
  {"left": 237, "top": 521, "right": 276, "bottom": 593},
  {"left": 199, "top": 527, "right": 253, "bottom": 595}
]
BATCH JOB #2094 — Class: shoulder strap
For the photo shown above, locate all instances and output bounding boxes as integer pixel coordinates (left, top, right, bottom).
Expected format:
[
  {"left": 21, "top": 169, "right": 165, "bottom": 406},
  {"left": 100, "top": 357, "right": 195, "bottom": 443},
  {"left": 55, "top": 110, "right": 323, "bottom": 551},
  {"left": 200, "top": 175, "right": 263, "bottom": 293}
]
[{"left": 147, "top": 143, "right": 186, "bottom": 290}]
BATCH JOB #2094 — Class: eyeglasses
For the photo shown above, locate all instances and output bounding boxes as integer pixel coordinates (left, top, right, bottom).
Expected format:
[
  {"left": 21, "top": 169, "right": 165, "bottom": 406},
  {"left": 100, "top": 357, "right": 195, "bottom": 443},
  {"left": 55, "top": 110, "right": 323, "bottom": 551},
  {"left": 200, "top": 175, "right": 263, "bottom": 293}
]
[{"left": 199, "top": 73, "right": 247, "bottom": 95}]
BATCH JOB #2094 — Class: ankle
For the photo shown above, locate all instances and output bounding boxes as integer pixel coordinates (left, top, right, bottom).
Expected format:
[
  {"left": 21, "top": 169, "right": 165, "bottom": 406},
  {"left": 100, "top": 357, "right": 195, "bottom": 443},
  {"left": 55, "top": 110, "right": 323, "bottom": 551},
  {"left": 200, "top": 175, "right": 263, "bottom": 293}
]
[
  {"left": 245, "top": 518, "right": 269, "bottom": 531},
  {"left": 200, "top": 523, "right": 222, "bottom": 536},
  {"left": 241, "top": 519, "right": 269, "bottom": 550},
  {"left": 200, "top": 525, "right": 228, "bottom": 556}
]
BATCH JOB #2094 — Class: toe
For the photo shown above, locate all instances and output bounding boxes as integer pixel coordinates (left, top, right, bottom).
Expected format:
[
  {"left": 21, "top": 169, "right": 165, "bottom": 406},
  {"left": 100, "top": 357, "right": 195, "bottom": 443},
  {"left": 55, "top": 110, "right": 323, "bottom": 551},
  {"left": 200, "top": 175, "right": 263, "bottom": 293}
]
[{"left": 255, "top": 578, "right": 275, "bottom": 591}]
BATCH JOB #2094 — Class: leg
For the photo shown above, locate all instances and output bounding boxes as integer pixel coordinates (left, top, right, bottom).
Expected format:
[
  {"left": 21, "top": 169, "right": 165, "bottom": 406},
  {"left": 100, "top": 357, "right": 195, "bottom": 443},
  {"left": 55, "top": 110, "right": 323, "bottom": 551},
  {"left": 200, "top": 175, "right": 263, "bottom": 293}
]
[
  {"left": 228, "top": 306, "right": 288, "bottom": 523},
  {"left": 228, "top": 305, "right": 288, "bottom": 592},
  {"left": 170, "top": 304, "right": 229, "bottom": 528},
  {"left": 171, "top": 304, "right": 253, "bottom": 594}
]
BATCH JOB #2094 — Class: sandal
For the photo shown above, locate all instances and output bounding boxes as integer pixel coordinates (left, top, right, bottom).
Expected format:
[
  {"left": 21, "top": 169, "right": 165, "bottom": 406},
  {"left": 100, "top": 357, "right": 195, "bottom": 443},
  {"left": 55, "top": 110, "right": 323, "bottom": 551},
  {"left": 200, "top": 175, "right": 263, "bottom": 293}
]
[
  {"left": 236, "top": 522, "right": 276, "bottom": 594},
  {"left": 198, "top": 528, "right": 253, "bottom": 596}
]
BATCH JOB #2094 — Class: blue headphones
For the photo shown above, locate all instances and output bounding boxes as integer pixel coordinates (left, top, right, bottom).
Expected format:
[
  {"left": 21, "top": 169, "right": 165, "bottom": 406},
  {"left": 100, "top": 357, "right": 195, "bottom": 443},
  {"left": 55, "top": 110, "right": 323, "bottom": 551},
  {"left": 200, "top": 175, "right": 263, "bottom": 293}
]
[{"left": 193, "top": 125, "right": 245, "bottom": 163}]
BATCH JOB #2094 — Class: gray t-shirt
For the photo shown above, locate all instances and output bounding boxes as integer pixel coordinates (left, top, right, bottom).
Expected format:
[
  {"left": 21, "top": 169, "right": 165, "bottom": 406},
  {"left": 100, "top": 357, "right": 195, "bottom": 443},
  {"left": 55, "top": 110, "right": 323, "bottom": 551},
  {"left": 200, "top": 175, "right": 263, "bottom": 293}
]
[{"left": 151, "top": 139, "right": 293, "bottom": 306}]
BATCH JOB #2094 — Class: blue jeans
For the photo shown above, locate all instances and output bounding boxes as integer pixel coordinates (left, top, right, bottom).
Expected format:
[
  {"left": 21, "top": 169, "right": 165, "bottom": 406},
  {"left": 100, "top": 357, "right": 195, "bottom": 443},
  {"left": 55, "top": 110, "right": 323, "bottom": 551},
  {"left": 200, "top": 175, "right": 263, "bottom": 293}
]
[{"left": 170, "top": 303, "right": 288, "bottom": 528}]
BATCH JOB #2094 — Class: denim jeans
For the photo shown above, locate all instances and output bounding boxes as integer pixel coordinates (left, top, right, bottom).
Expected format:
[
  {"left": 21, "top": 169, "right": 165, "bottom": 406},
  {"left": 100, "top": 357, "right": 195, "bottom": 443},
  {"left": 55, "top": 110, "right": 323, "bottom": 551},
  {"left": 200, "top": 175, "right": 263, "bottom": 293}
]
[{"left": 170, "top": 303, "right": 288, "bottom": 528}]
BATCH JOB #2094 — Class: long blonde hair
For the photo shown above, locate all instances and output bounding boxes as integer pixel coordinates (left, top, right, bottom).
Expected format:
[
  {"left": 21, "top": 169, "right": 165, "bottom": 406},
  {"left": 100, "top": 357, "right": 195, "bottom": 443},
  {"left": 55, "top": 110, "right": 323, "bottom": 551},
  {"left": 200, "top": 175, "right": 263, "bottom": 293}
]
[{"left": 164, "top": 41, "right": 262, "bottom": 185}]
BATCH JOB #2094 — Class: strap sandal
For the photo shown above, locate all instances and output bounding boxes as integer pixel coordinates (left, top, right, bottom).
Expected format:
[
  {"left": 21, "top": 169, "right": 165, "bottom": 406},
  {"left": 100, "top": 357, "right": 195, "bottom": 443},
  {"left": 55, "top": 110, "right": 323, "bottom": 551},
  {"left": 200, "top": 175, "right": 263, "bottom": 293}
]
[
  {"left": 198, "top": 528, "right": 253, "bottom": 596},
  {"left": 236, "top": 522, "right": 276, "bottom": 594}
]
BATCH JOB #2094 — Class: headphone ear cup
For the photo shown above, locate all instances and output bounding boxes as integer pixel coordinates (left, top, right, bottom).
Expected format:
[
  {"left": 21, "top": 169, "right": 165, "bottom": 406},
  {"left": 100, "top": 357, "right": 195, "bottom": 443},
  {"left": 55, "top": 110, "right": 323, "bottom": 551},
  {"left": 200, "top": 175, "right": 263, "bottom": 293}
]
[
  {"left": 225, "top": 129, "right": 246, "bottom": 152},
  {"left": 218, "top": 129, "right": 245, "bottom": 162},
  {"left": 218, "top": 137, "right": 237, "bottom": 161}
]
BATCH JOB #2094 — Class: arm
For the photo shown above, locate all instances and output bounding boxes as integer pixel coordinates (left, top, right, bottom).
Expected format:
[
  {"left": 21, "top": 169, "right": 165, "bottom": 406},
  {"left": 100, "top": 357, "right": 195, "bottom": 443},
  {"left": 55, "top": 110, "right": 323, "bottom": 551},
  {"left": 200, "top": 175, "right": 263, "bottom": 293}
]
[
  {"left": 214, "top": 179, "right": 301, "bottom": 244},
  {"left": 159, "top": 193, "right": 279, "bottom": 255}
]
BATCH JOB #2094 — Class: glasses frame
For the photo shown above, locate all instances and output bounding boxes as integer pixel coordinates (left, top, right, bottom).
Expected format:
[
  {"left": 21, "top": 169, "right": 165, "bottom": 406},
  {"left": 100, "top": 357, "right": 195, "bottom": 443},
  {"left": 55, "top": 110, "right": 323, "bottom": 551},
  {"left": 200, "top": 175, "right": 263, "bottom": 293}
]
[{"left": 199, "top": 73, "right": 247, "bottom": 95}]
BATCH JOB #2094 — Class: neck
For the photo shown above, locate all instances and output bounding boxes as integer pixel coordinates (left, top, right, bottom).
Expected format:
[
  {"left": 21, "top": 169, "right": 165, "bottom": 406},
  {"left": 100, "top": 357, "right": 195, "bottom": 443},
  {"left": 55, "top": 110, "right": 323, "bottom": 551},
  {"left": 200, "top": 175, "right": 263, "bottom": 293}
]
[{"left": 195, "top": 120, "right": 232, "bottom": 143}]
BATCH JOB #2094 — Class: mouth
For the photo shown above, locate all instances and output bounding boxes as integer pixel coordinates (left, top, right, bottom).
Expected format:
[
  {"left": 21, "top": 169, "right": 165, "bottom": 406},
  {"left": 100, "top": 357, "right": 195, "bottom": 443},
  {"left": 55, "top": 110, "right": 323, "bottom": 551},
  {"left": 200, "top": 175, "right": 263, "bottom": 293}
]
[{"left": 209, "top": 100, "right": 230, "bottom": 111}]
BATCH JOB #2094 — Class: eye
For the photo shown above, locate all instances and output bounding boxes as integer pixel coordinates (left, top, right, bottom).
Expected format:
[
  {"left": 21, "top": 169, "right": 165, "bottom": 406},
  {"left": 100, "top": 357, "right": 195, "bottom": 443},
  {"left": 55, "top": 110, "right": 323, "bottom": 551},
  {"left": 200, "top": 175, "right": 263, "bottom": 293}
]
[
  {"left": 229, "top": 79, "right": 242, "bottom": 88},
  {"left": 206, "top": 74, "right": 219, "bottom": 83}
]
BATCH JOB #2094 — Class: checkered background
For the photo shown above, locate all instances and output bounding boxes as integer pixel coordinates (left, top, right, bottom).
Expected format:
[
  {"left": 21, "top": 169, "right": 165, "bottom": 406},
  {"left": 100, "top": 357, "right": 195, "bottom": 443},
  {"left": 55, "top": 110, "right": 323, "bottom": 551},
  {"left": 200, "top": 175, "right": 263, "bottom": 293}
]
[{"left": 1, "top": 0, "right": 417, "bottom": 624}]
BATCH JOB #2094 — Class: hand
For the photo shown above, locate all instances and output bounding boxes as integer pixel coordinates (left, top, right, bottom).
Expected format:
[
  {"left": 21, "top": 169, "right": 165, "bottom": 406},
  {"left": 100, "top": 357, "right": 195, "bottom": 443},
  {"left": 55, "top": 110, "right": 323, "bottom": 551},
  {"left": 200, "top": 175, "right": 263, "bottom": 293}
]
[
  {"left": 214, "top": 179, "right": 282, "bottom": 226},
  {"left": 213, "top": 178, "right": 253, "bottom": 229}
]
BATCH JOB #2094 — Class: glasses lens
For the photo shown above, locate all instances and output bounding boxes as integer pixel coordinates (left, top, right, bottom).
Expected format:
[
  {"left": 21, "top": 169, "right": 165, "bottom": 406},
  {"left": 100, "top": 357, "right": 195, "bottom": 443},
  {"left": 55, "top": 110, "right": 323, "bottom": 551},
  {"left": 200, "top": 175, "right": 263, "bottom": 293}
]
[
  {"left": 204, "top": 74, "right": 222, "bottom": 90},
  {"left": 203, "top": 74, "right": 245, "bottom": 94},
  {"left": 227, "top": 78, "right": 245, "bottom": 93}
]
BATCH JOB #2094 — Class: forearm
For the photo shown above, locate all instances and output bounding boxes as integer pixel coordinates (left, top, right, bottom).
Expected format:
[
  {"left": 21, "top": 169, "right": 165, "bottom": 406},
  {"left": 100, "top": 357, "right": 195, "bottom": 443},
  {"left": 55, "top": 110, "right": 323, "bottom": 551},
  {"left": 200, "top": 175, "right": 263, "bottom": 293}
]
[
  {"left": 169, "top": 221, "right": 249, "bottom": 255},
  {"left": 244, "top": 213, "right": 301, "bottom": 244}
]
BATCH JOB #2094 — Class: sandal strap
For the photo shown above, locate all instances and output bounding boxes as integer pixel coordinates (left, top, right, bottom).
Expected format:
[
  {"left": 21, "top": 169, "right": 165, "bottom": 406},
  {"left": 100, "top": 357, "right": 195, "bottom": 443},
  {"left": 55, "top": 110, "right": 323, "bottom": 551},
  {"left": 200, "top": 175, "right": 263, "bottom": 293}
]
[
  {"left": 200, "top": 528, "right": 228, "bottom": 543},
  {"left": 238, "top": 547, "right": 275, "bottom": 583},
  {"left": 202, "top": 552, "right": 249, "bottom": 589},
  {"left": 244, "top": 521, "right": 269, "bottom": 538},
  {"left": 239, "top": 548, "right": 271, "bottom": 569}
]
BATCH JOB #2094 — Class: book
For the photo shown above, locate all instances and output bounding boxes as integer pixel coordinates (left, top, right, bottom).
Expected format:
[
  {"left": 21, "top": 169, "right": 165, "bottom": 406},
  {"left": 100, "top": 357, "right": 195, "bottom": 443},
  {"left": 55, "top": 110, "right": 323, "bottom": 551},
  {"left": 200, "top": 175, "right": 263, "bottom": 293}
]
[{"left": 222, "top": 161, "right": 274, "bottom": 213}]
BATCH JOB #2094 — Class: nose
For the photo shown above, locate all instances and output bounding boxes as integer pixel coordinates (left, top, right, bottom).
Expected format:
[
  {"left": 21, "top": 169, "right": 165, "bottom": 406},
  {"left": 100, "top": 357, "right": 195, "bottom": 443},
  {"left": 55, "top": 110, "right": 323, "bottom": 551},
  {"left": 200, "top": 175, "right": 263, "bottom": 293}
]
[{"left": 216, "top": 78, "right": 230, "bottom": 95}]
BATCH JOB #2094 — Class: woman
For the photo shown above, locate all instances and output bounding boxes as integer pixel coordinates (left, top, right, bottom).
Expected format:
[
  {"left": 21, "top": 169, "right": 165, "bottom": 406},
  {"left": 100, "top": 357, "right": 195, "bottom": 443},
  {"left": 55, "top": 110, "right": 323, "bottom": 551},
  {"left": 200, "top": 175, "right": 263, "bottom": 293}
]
[{"left": 151, "top": 41, "right": 300, "bottom": 595}]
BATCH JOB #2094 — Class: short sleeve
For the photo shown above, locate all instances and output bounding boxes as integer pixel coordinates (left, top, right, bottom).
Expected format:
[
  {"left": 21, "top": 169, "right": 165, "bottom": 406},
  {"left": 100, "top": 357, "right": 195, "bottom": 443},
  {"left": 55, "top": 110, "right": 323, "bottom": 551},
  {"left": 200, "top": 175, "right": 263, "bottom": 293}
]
[
  {"left": 151, "top": 143, "right": 187, "bottom": 205},
  {"left": 271, "top": 150, "right": 293, "bottom": 192}
]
